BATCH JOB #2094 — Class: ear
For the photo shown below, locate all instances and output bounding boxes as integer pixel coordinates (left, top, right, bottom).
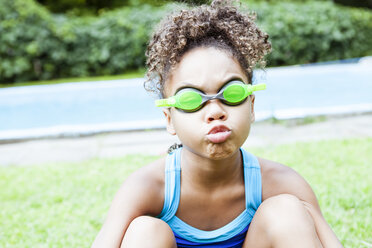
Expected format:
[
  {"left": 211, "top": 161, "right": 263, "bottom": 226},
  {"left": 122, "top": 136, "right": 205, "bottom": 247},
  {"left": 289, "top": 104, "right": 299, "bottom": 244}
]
[
  {"left": 250, "top": 94, "right": 256, "bottom": 123},
  {"left": 163, "top": 108, "right": 176, "bottom": 135}
]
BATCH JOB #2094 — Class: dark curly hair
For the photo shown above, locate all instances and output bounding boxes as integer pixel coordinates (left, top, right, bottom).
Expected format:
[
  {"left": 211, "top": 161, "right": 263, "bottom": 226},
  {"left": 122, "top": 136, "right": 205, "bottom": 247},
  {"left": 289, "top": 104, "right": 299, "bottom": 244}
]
[{"left": 144, "top": 0, "right": 271, "bottom": 98}]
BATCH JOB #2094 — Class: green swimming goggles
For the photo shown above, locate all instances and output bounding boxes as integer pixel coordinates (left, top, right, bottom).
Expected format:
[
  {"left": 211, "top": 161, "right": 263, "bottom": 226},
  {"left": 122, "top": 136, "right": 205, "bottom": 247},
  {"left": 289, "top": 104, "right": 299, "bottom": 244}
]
[{"left": 155, "top": 81, "right": 266, "bottom": 113}]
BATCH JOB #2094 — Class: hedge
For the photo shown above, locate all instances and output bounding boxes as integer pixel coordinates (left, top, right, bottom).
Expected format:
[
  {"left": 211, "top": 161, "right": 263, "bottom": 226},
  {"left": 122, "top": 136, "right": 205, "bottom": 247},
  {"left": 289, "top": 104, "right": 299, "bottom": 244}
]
[
  {"left": 0, "top": 0, "right": 62, "bottom": 83},
  {"left": 0, "top": 0, "right": 177, "bottom": 83},
  {"left": 0, "top": 0, "right": 371, "bottom": 84},
  {"left": 53, "top": 5, "right": 174, "bottom": 78},
  {"left": 249, "top": 1, "right": 372, "bottom": 66}
]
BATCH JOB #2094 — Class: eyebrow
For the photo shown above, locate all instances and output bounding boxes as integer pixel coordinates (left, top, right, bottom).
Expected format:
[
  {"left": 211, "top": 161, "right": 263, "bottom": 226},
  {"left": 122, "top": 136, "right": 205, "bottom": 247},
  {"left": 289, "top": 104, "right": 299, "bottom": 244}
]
[{"left": 174, "top": 75, "right": 245, "bottom": 95}]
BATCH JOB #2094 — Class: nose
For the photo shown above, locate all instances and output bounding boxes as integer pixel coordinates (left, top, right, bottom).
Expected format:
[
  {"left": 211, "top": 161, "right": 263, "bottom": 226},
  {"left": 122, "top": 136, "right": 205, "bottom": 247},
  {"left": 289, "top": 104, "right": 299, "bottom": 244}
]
[{"left": 204, "top": 100, "right": 227, "bottom": 123}]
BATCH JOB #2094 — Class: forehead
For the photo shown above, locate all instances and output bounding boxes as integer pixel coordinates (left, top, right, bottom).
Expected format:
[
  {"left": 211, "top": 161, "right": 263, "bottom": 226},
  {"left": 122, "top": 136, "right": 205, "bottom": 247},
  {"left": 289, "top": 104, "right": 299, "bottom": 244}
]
[{"left": 164, "top": 47, "right": 247, "bottom": 96}]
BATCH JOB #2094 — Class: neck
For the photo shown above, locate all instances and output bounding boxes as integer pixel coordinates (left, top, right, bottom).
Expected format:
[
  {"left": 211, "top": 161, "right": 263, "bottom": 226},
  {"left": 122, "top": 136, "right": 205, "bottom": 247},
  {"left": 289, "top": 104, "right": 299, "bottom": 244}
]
[{"left": 181, "top": 147, "right": 244, "bottom": 190}]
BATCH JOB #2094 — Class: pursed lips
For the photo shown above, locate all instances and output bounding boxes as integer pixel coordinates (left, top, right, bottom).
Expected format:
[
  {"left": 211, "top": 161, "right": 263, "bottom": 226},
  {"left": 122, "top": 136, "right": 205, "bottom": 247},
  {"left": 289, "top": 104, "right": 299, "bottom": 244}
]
[{"left": 206, "top": 125, "right": 232, "bottom": 143}]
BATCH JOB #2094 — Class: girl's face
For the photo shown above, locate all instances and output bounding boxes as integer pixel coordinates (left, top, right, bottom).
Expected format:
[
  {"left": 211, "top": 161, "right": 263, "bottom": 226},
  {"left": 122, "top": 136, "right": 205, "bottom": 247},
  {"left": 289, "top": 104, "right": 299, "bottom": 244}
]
[{"left": 163, "top": 46, "right": 255, "bottom": 160}]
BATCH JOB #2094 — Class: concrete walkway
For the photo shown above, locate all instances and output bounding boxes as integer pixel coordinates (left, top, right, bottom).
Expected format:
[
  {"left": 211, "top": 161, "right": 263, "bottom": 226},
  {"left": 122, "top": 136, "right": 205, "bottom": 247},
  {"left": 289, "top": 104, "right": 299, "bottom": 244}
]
[{"left": 0, "top": 114, "right": 371, "bottom": 166}]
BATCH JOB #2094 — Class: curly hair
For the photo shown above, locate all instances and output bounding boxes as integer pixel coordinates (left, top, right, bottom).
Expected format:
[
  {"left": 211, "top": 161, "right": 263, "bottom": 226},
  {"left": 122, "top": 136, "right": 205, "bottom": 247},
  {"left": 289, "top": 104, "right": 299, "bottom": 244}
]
[{"left": 144, "top": 0, "right": 271, "bottom": 98}]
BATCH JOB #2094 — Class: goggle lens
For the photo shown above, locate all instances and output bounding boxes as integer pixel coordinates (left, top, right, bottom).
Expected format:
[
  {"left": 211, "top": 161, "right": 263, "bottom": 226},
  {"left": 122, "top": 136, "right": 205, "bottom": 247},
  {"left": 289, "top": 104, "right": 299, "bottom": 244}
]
[
  {"left": 223, "top": 84, "right": 247, "bottom": 104},
  {"left": 177, "top": 90, "right": 203, "bottom": 111}
]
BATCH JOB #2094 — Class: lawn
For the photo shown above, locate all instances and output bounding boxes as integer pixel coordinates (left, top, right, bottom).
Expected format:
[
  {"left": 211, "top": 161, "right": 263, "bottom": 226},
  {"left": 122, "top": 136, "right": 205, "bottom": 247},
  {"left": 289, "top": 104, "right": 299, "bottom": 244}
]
[{"left": 0, "top": 138, "right": 371, "bottom": 247}]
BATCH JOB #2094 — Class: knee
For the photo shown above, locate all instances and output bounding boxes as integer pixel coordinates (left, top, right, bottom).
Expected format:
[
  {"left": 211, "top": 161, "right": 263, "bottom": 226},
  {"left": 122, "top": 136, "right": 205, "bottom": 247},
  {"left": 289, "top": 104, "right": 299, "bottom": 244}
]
[
  {"left": 128, "top": 216, "right": 170, "bottom": 233},
  {"left": 122, "top": 216, "right": 176, "bottom": 248},
  {"left": 259, "top": 194, "right": 305, "bottom": 217},
  {"left": 255, "top": 194, "right": 315, "bottom": 236},
  {"left": 126, "top": 216, "right": 174, "bottom": 237}
]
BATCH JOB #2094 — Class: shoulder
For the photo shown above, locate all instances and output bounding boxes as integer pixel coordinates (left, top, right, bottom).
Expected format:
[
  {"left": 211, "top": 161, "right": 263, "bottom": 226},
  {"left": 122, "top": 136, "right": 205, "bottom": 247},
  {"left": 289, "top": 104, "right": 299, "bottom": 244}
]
[
  {"left": 114, "top": 156, "right": 167, "bottom": 217},
  {"left": 258, "top": 157, "right": 320, "bottom": 211}
]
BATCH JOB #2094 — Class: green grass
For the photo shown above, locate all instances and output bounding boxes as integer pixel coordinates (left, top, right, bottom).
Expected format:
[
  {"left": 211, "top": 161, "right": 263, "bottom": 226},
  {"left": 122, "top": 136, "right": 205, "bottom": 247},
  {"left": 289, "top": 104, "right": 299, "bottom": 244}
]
[
  {"left": 0, "top": 138, "right": 371, "bottom": 247},
  {"left": 0, "top": 68, "right": 146, "bottom": 88}
]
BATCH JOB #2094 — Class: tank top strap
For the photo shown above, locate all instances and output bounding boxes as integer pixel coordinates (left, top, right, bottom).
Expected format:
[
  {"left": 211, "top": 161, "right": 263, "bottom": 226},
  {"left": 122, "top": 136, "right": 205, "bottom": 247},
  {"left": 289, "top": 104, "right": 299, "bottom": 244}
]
[
  {"left": 157, "top": 148, "right": 182, "bottom": 222},
  {"left": 241, "top": 148, "right": 262, "bottom": 216}
]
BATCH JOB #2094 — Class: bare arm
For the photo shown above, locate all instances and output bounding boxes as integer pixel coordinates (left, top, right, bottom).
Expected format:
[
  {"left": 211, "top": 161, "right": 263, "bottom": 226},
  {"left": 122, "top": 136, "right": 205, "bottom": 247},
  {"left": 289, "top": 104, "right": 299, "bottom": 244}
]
[
  {"left": 91, "top": 159, "right": 165, "bottom": 248},
  {"left": 260, "top": 158, "right": 343, "bottom": 248}
]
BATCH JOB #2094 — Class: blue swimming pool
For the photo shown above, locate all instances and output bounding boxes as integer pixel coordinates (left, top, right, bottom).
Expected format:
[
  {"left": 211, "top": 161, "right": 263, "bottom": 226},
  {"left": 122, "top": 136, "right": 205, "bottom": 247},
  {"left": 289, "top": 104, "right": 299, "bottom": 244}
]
[{"left": 0, "top": 57, "right": 371, "bottom": 140}]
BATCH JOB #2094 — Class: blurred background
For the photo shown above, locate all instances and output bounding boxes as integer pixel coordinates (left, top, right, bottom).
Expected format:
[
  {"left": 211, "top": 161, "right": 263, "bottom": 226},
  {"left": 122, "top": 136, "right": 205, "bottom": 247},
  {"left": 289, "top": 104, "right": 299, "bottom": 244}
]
[
  {"left": 0, "top": 0, "right": 371, "bottom": 247},
  {"left": 1, "top": 0, "right": 371, "bottom": 84}
]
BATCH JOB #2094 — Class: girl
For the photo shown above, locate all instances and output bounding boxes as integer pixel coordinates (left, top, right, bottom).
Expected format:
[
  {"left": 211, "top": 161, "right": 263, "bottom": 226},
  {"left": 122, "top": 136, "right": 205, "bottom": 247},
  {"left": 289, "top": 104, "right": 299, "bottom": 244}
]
[{"left": 92, "top": 1, "right": 343, "bottom": 247}]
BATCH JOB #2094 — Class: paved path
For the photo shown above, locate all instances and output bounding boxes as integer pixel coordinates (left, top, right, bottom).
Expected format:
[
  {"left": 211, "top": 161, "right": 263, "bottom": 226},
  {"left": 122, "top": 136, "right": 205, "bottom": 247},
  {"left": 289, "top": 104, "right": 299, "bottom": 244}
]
[{"left": 1, "top": 114, "right": 371, "bottom": 166}]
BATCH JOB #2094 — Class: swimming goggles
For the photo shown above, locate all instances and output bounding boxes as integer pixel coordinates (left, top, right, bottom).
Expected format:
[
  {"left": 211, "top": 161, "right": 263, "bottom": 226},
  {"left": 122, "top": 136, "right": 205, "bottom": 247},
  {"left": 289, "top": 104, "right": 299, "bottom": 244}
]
[{"left": 155, "top": 81, "right": 266, "bottom": 113}]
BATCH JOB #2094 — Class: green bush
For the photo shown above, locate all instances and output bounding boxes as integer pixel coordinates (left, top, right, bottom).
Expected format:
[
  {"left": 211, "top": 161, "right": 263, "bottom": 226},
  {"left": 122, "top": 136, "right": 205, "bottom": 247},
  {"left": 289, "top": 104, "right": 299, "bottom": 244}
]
[
  {"left": 0, "top": 0, "right": 371, "bottom": 84},
  {"left": 0, "top": 1, "right": 174, "bottom": 83},
  {"left": 248, "top": 1, "right": 372, "bottom": 66},
  {"left": 55, "top": 6, "right": 169, "bottom": 77},
  {"left": 0, "top": 0, "right": 63, "bottom": 83},
  {"left": 57, "top": 4, "right": 184, "bottom": 78}
]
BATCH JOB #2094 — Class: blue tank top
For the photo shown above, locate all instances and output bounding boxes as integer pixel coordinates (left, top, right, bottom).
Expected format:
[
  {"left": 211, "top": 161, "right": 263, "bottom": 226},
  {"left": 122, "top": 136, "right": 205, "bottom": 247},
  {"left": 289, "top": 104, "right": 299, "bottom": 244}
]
[{"left": 157, "top": 147, "right": 262, "bottom": 246}]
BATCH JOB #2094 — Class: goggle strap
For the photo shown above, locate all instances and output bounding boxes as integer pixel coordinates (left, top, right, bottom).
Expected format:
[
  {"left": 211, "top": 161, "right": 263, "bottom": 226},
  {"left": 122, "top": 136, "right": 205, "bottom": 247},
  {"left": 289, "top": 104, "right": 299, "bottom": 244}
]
[
  {"left": 252, "top": 83, "right": 266, "bottom": 92},
  {"left": 242, "top": 83, "right": 266, "bottom": 98},
  {"left": 155, "top": 97, "right": 176, "bottom": 107}
]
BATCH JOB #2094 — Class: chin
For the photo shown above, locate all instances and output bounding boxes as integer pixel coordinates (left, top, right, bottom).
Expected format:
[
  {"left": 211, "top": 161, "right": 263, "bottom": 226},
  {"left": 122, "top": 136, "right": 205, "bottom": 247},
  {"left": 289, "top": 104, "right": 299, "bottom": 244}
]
[{"left": 205, "top": 142, "right": 238, "bottom": 160}]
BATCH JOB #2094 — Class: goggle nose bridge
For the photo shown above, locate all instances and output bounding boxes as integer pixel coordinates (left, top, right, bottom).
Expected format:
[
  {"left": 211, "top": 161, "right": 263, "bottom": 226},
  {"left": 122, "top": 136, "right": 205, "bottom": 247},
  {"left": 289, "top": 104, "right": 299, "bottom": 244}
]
[{"left": 200, "top": 90, "right": 225, "bottom": 105}]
